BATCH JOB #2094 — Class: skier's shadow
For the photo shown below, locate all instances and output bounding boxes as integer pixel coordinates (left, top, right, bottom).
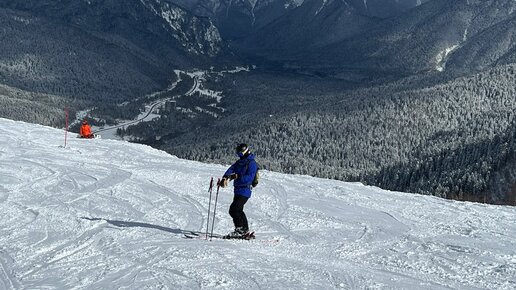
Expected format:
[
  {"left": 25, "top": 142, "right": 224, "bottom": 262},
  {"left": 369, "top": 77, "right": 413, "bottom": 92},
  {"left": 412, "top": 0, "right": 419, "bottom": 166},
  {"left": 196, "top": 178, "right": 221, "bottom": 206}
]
[{"left": 81, "top": 217, "right": 202, "bottom": 236}]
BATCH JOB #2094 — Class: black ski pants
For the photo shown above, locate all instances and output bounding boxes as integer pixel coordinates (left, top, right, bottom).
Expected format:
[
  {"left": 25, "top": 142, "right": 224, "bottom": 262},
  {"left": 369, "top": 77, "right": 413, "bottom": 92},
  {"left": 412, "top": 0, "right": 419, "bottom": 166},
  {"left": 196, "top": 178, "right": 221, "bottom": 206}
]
[{"left": 229, "top": 194, "right": 249, "bottom": 231}]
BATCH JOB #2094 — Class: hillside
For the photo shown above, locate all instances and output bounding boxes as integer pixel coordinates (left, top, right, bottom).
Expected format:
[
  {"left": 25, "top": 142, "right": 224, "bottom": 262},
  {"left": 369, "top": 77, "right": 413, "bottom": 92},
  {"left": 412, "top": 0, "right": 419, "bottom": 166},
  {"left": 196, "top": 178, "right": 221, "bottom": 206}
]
[
  {"left": 158, "top": 65, "right": 516, "bottom": 205},
  {"left": 0, "top": 0, "right": 232, "bottom": 127},
  {"left": 1, "top": 118, "right": 515, "bottom": 289},
  {"left": 179, "top": 0, "right": 429, "bottom": 40},
  {"left": 0, "top": 0, "right": 515, "bottom": 208},
  {"left": 238, "top": 0, "right": 516, "bottom": 79}
]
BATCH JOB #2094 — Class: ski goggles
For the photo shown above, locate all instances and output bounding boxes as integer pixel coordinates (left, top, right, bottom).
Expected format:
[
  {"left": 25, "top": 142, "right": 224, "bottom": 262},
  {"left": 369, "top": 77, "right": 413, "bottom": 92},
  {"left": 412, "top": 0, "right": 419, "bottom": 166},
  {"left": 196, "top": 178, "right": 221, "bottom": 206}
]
[{"left": 236, "top": 146, "right": 249, "bottom": 157}]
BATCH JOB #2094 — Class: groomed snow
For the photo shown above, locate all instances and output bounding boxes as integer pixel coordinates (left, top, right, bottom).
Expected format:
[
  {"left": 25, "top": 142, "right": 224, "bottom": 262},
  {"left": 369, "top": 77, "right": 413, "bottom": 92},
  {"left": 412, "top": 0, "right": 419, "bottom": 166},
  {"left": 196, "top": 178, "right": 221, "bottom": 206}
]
[{"left": 0, "top": 118, "right": 515, "bottom": 289}]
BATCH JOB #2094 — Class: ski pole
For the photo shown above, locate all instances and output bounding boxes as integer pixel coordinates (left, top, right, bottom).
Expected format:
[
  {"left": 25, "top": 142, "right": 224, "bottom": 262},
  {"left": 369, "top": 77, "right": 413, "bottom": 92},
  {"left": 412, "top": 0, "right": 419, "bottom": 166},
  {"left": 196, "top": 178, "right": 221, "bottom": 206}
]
[
  {"left": 64, "top": 107, "right": 69, "bottom": 148},
  {"left": 205, "top": 177, "right": 214, "bottom": 240},
  {"left": 210, "top": 178, "right": 221, "bottom": 241}
]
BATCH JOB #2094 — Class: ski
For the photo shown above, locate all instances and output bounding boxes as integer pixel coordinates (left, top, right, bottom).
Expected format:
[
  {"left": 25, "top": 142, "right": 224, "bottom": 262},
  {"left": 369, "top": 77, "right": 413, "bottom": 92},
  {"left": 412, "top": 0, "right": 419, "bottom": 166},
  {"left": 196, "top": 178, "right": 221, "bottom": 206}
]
[
  {"left": 205, "top": 178, "right": 214, "bottom": 240},
  {"left": 222, "top": 231, "right": 255, "bottom": 240},
  {"left": 183, "top": 231, "right": 200, "bottom": 239},
  {"left": 183, "top": 231, "right": 256, "bottom": 241},
  {"left": 183, "top": 231, "right": 223, "bottom": 240}
]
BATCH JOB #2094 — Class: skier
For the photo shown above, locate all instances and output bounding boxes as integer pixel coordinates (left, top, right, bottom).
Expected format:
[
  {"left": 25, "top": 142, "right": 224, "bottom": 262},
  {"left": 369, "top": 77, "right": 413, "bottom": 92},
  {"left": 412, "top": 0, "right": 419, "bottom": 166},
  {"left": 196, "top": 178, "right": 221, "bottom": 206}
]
[
  {"left": 219, "top": 143, "right": 258, "bottom": 238},
  {"left": 79, "top": 119, "right": 94, "bottom": 139}
]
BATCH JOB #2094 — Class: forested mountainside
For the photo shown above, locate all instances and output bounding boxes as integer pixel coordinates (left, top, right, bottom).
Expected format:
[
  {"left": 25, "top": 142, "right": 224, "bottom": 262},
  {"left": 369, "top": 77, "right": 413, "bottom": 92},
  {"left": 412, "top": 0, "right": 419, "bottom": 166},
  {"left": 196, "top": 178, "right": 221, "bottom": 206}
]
[
  {"left": 237, "top": 0, "right": 516, "bottom": 80},
  {"left": 0, "top": 8, "right": 163, "bottom": 104},
  {"left": 169, "top": 0, "right": 302, "bottom": 39},
  {"left": 0, "top": 0, "right": 231, "bottom": 127},
  {"left": 0, "top": 0, "right": 514, "bottom": 204},
  {"left": 156, "top": 65, "right": 516, "bottom": 204},
  {"left": 169, "top": 0, "right": 427, "bottom": 40}
]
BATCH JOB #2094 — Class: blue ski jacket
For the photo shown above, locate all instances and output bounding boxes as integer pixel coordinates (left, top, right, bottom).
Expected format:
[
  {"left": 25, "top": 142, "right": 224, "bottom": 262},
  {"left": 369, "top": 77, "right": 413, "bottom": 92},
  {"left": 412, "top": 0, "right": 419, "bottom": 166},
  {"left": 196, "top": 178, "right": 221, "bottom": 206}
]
[{"left": 224, "top": 153, "right": 258, "bottom": 198}]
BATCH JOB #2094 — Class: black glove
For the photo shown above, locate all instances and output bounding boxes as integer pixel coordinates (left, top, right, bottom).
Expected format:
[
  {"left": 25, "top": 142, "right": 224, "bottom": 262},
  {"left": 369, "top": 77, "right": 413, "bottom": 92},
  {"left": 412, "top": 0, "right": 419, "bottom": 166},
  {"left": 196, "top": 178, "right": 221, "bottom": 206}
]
[
  {"left": 218, "top": 177, "right": 229, "bottom": 188},
  {"left": 228, "top": 173, "right": 238, "bottom": 180}
]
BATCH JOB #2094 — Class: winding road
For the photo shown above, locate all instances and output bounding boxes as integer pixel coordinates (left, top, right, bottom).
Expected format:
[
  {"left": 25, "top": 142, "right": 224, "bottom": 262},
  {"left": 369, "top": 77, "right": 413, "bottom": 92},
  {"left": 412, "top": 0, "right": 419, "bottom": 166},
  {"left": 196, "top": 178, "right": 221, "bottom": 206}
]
[{"left": 92, "top": 75, "right": 200, "bottom": 137}]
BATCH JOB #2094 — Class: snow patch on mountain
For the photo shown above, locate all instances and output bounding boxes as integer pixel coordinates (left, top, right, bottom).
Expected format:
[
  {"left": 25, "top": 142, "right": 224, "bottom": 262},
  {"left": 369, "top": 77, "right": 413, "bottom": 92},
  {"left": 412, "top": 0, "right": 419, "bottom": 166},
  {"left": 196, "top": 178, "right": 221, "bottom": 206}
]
[
  {"left": 436, "top": 45, "right": 460, "bottom": 72},
  {"left": 436, "top": 28, "right": 469, "bottom": 72},
  {"left": 286, "top": 0, "right": 306, "bottom": 9},
  {"left": 11, "top": 15, "right": 32, "bottom": 25},
  {"left": 315, "top": 0, "right": 329, "bottom": 15},
  {"left": 184, "top": 70, "right": 224, "bottom": 107}
]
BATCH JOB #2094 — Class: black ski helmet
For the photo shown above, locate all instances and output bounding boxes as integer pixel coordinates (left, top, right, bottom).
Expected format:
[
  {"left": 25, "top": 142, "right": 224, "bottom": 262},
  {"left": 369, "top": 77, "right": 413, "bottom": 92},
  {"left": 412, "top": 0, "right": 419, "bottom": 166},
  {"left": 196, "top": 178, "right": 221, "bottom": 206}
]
[{"left": 235, "top": 143, "right": 249, "bottom": 155}]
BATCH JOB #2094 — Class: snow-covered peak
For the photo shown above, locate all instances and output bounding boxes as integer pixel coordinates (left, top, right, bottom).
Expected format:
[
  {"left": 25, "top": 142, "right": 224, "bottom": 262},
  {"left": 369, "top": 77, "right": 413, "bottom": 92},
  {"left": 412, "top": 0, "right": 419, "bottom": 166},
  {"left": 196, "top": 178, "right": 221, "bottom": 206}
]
[{"left": 1, "top": 118, "right": 515, "bottom": 289}]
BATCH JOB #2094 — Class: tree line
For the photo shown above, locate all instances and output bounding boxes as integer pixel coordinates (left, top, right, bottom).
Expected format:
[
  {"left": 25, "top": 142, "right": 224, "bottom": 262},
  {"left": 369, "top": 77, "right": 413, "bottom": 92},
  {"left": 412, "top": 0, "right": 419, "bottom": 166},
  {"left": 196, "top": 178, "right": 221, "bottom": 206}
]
[{"left": 157, "top": 65, "right": 516, "bottom": 205}]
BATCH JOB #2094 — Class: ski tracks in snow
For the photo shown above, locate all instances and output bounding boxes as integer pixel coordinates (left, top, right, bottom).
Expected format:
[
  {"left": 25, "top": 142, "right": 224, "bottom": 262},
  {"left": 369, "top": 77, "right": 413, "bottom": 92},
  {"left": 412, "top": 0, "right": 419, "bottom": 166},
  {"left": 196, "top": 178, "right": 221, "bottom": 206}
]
[
  {"left": 1, "top": 119, "right": 516, "bottom": 289},
  {"left": 0, "top": 250, "right": 21, "bottom": 290}
]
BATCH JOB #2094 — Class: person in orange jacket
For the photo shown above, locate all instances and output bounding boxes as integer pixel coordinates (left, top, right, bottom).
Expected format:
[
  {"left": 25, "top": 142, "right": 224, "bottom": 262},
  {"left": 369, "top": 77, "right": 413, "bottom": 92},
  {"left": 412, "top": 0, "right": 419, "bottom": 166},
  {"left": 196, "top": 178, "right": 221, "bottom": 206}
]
[{"left": 79, "top": 120, "right": 94, "bottom": 138}]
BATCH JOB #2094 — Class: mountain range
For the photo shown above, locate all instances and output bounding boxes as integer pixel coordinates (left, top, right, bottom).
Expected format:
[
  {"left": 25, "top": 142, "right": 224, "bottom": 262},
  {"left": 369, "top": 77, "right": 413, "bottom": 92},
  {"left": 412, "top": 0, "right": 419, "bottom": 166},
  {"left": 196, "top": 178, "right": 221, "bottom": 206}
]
[
  {"left": 169, "top": 0, "right": 429, "bottom": 39},
  {"left": 0, "top": 0, "right": 514, "bottom": 204},
  {"left": 236, "top": 0, "right": 516, "bottom": 79},
  {"left": 0, "top": 0, "right": 229, "bottom": 103}
]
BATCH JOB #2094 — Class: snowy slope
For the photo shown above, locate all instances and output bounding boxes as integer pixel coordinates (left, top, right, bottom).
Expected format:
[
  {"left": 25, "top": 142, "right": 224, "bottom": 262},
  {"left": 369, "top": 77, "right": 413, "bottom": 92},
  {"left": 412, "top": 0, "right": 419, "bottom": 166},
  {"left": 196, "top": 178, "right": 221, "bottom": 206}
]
[{"left": 0, "top": 118, "right": 515, "bottom": 289}]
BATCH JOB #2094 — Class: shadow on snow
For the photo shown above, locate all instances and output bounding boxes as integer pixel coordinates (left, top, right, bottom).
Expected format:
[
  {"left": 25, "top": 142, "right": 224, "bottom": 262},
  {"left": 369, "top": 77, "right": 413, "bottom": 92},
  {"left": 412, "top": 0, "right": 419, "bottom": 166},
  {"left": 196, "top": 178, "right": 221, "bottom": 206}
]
[{"left": 81, "top": 217, "right": 205, "bottom": 236}]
